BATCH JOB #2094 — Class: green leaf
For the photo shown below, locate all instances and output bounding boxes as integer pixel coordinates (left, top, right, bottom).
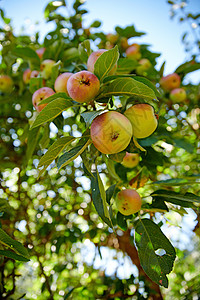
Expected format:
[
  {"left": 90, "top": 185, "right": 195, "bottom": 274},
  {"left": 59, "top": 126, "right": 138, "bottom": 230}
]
[
  {"left": 31, "top": 98, "right": 74, "bottom": 129},
  {"left": 134, "top": 76, "right": 161, "bottom": 97},
  {"left": 135, "top": 218, "right": 176, "bottom": 288},
  {"left": 103, "top": 155, "right": 121, "bottom": 181},
  {"left": 91, "top": 171, "right": 113, "bottom": 228},
  {"left": 26, "top": 126, "right": 41, "bottom": 161},
  {"left": 117, "top": 58, "right": 138, "bottom": 74},
  {"left": 0, "top": 228, "right": 29, "bottom": 259},
  {"left": 115, "top": 25, "right": 145, "bottom": 38},
  {"left": 97, "top": 77, "right": 157, "bottom": 102},
  {"left": 39, "top": 92, "right": 71, "bottom": 105},
  {"left": 78, "top": 40, "right": 92, "bottom": 62},
  {"left": 174, "top": 138, "right": 194, "bottom": 153},
  {"left": 117, "top": 212, "right": 128, "bottom": 231},
  {"left": 39, "top": 123, "right": 50, "bottom": 149},
  {"left": 151, "top": 190, "right": 200, "bottom": 207},
  {"left": 57, "top": 139, "right": 91, "bottom": 169},
  {"left": 38, "top": 136, "right": 75, "bottom": 176},
  {"left": 106, "top": 184, "right": 116, "bottom": 205},
  {"left": 152, "top": 178, "right": 197, "bottom": 186},
  {"left": 12, "top": 46, "right": 40, "bottom": 67},
  {"left": 0, "top": 249, "right": 29, "bottom": 262},
  {"left": 94, "top": 46, "right": 119, "bottom": 82},
  {"left": 81, "top": 110, "right": 103, "bottom": 127},
  {"left": 175, "top": 61, "right": 200, "bottom": 76},
  {"left": 90, "top": 20, "right": 101, "bottom": 28},
  {"left": 29, "top": 77, "right": 43, "bottom": 94}
]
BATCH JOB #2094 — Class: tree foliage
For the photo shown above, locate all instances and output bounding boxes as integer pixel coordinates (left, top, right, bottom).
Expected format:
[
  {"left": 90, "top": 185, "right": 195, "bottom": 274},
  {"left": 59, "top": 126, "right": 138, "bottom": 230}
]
[{"left": 0, "top": 1, "right": 199, "bottom": 299}]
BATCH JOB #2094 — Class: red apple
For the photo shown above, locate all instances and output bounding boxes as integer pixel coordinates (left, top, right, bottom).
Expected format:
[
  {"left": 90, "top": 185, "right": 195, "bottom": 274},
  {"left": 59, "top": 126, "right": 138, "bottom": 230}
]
[
  {"left": 169, "top": 88, "right": 187, "bottom": 103},
  {"left": 67, "top": 71, "right": 100, "bottom": 103},
  {"left": 30, "top": 70, "right": 40, "bottom": 78},
  {"left": 124, "top": 104, "right": 158, "bottom": 139},
  {"left": 0, "top": 75, "right": 13, "bottom": 93},
  {"left": 32, "top": 87, "right": 55, "bottom": 112},
  {"left": 36, "top": 47, "right": 46, "bottom": 59},
  {"left": 159, "top": 73, "right": 181, "bottom": 91},
  {"left": 40, "top": 59, "right": 56, "bottom": 79},
  {"left": 121, "top": 152, "right": 140, "bottom": 168},
  {"left": 23, "top": 68, "right": 31, "bottom": 84},
  {"left": 125, "top": 44, "right": 141, "bottom": 60},
  {"left": 54, "top": 72, "right": 73, "bottom": 94},
  {"left": 115, "top": 189, "right": 142, "bottom": 215},
  {"left": 87, "top": 49, "right": 117, "bottom": 75},
  {"left": 90, "top": 111, "right": 132, "bottom": 154}
]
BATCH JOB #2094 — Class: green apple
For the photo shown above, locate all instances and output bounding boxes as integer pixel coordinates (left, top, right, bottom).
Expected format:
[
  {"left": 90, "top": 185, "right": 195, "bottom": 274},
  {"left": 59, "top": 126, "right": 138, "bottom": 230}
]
[
  {"left": 0, "top": 75, "right": 13, "bottom": 93},
  {"left": 136, "top": 58, "right": 152, "bottom": 75},
  {"left": 125, "top": 44, "right": 141, "bottom": 60},
  {"left": 40, "top": 59, "right": 56, "bottom": 79},
  {"left": 169, "top": 88, "right": 187, "bottom": 103},
  {"left": 116, "top": 189, "right": 142, "bottom": 215},
  {"left": 90, "top": 111, "right": 132, "bottom": 154},
  {"left": 67, "top": 70, "right": 100, "bottom": 103},
  {"left": 124, "top": 103, "right": 158, "bottom": 139}
]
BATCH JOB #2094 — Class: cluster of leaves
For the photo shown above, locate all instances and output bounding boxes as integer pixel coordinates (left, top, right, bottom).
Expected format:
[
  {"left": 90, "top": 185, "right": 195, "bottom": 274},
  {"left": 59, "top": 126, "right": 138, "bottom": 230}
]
[{"left": 0, "top": 0, "right": 199, "bottom": 299}]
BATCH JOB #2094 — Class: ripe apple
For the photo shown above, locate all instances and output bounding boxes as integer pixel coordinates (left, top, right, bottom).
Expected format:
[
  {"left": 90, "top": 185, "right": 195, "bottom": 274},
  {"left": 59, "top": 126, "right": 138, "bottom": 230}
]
[
  {"left": 23, "top": 68, "right": 31, "bottom": 84},
  {"left": 36, "top": 47, "right": 46, "bottom": 59},
  {"left": 90, "top": 111, "right": 132, "bottom": 154},
  {"left": 121, "top": 152, "right": 140, "bottom": 168},
  {"left": 115, "top": 189, "right": 142, "bottom": 215},
  {"left": 54, "top": 72, "right": 73, "bottom": 94},
  {"left": 67, "top": 70, "right": 100, "bottom": 103},
  {"left": 40, "top": 59, "right": 56, "bottom": 79},
  {"left": 0, "top": 75, "right": 13, "bottom": 93},
  {"left": 120, "top": 37, "right": 129, "bottom": 50},
  {"left": 87, "top": 49, "right": 117, "bottom": 75},
  {"left": 124, "top": 103, "right": 158, "bottom": 139},
  {"left": 125, "top": 44, "right": 141, "bottom": 60},
  {"left": 169, "top": 88, "right": 187, "bottom": 103},
  {"left": 106, "top": 33, "right": 119, "bottom": 44},
  {"left": 30, "top": 70, "right": 40, "bottom": 78},
  {"left": 136, "top": 58, "right": 152, "bottom": 75},
  {"left": 159, "top": 73, "right": 181, "bottom": 91},
  {"left": 32, "top": 87, "right": 55, "bottom": 112}
]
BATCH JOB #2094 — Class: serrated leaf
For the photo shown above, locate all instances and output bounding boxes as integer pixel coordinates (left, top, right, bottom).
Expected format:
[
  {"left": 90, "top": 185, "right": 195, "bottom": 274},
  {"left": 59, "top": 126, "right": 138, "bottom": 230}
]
[
  {"left": 151, "top": 189, "right": 200, "bottom": 207},
  {"left": 97, "top": 77, "right": 157, "bottom": 102},
  {"left": 0, "top": 249, "right": 29, "bottom": 262},
  {"left": 91, "top": 171, "right": 113, "bottom": 228},
  {"left": 31, "top": 98, "right": 74, "bottom": 129},
  {"left": 81, "top": 110, "right": 103, "bottom": 127},
  {"left": 0, "top": 229, "right": 29, "bottom": 259},
  {"left": 135, "top": 218, "right": 176, "bottom": 288},
  {"left": 94, "top": 46, "right": 119, "bottom": 82},
  {"left": 57, "top": 139, "right": 91, "bottom": 169},
  {"left": 38, "top": 136, "right": 75, "bottom": 176}
]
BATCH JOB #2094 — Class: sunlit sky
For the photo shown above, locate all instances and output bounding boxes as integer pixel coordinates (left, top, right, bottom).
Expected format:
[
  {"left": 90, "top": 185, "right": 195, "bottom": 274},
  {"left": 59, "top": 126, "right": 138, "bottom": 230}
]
[{"left": 0, "top": 0, "right": 199, "bottom": 82}]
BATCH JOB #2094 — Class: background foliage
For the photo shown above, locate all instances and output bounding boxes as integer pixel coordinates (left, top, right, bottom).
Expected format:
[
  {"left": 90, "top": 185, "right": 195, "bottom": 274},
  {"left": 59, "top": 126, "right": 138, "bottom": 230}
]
[{"left": 0, "top": 0, "right": 199, "bottom": 299}]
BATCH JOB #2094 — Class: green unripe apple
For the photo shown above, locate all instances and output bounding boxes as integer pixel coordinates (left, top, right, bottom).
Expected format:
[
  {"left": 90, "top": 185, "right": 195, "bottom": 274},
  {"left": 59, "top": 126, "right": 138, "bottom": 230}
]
[
  {"left": 0, "top": 75, "right": 14, "bottom": 93},
  {"left": 124, "top": 103, "right": 158, "bottom": 139},
  {"left": 121, "top": 152, "right": 140, "bottom": 168},
  {"left": 90, "top": 111, "right": 132, "bottom": 154},
  {"left": 40, "top": 59, "right": 56, "bottom": 79},
  {"left": 125, "top": 44, "right": 141, "bottom": 60},
  {"left": 136, "top": 58, "right": 152, "bottom": 75},
  {"left": 116, "top": 189, "right": 142, "bottom": 215},
  {"left": 169, "top": 88, "right": 187, "bottom": 103}
]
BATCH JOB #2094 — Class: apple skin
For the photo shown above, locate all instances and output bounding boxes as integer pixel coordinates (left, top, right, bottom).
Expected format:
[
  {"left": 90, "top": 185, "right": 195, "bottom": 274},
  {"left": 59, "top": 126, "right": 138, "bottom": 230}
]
[
  {"left": 116, "top": 189, "right": 142, "bottom": 216},
  {"left": 23, "top": 68, "right": 32, "bottom": 84},
  {"left": 106, "top": 33, "right": 119, "bottom": 44},
  {"left": 36, "top": 47, "right": 46, "bottom": 59},
  {"left": 67, "top": 71, "right": 100, "bottom": 103},
  {"left": 30, "top": 70, "right": 40, "bottom": 78},
  {"left": 54, "top": 72, "right": 73, "bottom": 94},
  {"left": 159, "top": 73, "right": 181, "bottom": 91},
  {"left": 90, "top": 111, "right": 132, "bottom": 154},
  {"left": 87, "top": 49, "right": 117, "bottom": 75},
  {"left": 32, "top": 87, "right": 55, "bottom": 112},
  {"left": 40, "top": 59, "right": 56, "bottom": 79},
  {"left": 120, "top": 37, "right": 129, "bottom": 50},
  {"left": 136, "top": 58, "right": 152, "bottom": 75},
  {"left": 124, "top": 104, "right": 158, "bottom": 139},
  {"left": 125, "top": 44, "right": 141, "bottom": 60},
  {"left": 121, "top": 152, "right": 140, "bottom": 168},
  {"left": 169, "top": 88, "right": 187, "bottom": 103},
  {"left": 0, "top": 75, "right": 13, "bottom": 93}
]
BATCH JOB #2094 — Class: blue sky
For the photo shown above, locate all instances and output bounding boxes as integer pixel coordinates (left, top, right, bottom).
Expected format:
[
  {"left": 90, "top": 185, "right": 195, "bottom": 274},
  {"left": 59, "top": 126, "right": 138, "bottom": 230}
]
[{"left": 0, "top": 0, "right": 199, "bottom": 82}]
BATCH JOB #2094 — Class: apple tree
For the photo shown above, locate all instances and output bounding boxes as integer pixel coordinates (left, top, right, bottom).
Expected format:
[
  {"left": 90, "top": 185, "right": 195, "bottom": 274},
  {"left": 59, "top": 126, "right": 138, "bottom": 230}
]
[{"left": 0, "top": 0, "right": 200, "bottom": 299}]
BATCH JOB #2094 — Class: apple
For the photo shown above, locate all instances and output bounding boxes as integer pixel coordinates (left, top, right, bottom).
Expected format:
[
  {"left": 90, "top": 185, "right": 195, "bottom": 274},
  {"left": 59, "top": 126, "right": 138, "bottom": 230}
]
[
  {"left": 124, "top": 103, "right": 158, "bottom": 139},
  {"left": 169, "top": 88, "right": 187, "bottom": 103},
  {"left": 32, "top": 87, "right": 55, "bottom": 112},
  {"left": 125, "top": 44, "right": 141, "bottom": 60},
  {"left": 120, "top": 37, "right": 129, "bottom": 50},
  {"left": 40, "top": 59, "right": 56, "bottom": 79},
  {"left": 87, "top": 49, "right": 117, "bottom": 75},
  {"left": 0, "top": 75, "right": 13, "bottom": 93},
  {"left": 54, "top": 72, "right": 73, "bottom": 94},
  {"left": 36, "top": 47, "right": 46, "bottom": 59},
  {"left": 30, "top": 70, "right": 40, "bottom": 78},
  {"left": 136, "top": 58, "right": 152, "bottom": 75},
  {"left": 159, "top": 73, "right": 181, "bottom": 91},
  {"left": 106, "top": 33, "right": 119, "bottom": 44},
  {"left": 67, "top": 70, "right": 100, "bottom": 103},
  {"left": 121, "top": 152, "right": 140, "bottom": 168},
  {"left": 90, "top": 111, "right": 132, "bottom": 154},
  {"left": 23, "top": 68, "right": 31, "bottom": 84},
  {"left": 115, "top": 189, "right": 142, "bottom": 215}
]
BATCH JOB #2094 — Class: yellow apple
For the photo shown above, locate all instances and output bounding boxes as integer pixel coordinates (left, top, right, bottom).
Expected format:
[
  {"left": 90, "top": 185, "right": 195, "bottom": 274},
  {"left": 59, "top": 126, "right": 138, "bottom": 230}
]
[
  {"left": 116, "top": 189, "right": 142, "bottom": 215},
  {"left": 121, "top": 152, "right": 140, "bottom": 168},
  {"left": 159, "top": 73, "right": 181, "bottom": 91}
]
